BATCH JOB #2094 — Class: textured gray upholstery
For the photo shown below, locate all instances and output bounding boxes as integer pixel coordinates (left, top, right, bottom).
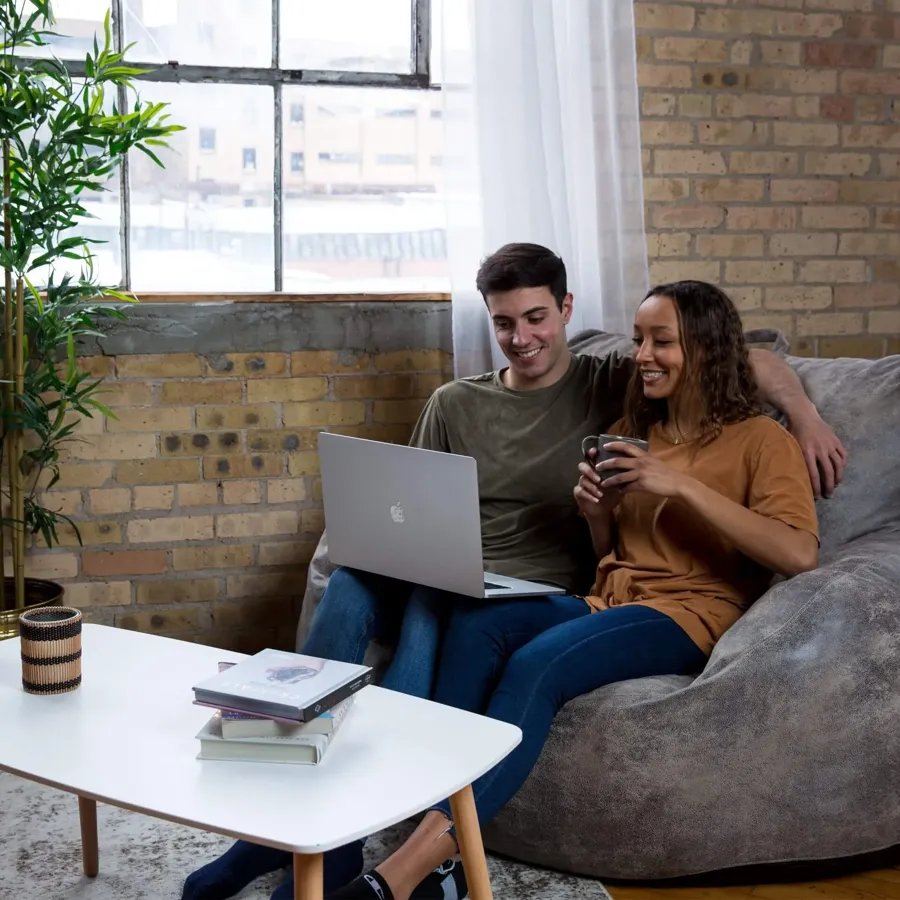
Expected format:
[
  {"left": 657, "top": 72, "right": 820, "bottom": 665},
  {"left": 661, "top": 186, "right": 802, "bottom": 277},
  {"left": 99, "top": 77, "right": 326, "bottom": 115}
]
[{"left": 298, "top": 335, "right": 900, "bottom": 879}]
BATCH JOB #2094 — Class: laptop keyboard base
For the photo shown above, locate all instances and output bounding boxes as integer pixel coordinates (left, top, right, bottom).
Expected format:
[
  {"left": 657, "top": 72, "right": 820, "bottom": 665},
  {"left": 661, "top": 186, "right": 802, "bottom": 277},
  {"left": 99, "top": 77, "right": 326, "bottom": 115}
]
[{"left": 484, "top": 579, "right": 511, "bottom": 590}]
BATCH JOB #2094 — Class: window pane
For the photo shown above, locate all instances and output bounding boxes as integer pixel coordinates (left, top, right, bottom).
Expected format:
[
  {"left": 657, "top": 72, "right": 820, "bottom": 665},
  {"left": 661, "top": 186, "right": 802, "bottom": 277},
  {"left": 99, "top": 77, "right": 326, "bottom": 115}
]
[
  {"left": 19, "top": 0, "right": 110, "bottom": 59},
  {"left": 23, "top": 75, "right": 122, "bottom": 287},
  {"left": 280, "top": 0, "right": 410, "bottom": 73},
  {"left": 282, "top": 87, "right": 448, "bottom": 294},
  {"left": 72, "top": 169, "right": 123, "bottom": 288},
  {"left": 129, "top": 84, "right": 275, "bottom": 291},
  {"left": 124, "top": 0, "right": 272, "bottom": 67},
  {"left": 28, "top": 169, "right": 122, "bottom": 288}
]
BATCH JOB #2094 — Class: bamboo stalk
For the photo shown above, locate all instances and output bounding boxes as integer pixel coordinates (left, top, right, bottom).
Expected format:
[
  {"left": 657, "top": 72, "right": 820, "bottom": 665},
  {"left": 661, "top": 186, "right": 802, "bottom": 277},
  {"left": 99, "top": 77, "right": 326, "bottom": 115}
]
[
  {"left": 13, "top": 276, "right": 23, "bottom": 609},
  {"left": 2, "top": 137, "right": 12, "bottom": 610},
  {"left": 0, "top": 299, "right": 6, "bottom": 609}
]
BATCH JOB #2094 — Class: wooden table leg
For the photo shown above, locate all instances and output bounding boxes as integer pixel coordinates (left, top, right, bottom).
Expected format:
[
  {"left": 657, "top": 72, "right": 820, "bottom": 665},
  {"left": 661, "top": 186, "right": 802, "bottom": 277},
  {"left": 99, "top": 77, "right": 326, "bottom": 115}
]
[
  {"left": 77, "top": 796, "right": 99, "bottom": 878},
  {"left": 293, "top": 852, "right": 324, "bottom": 900},
  {"left": 450, "top": 784, "right": 493, "bottom": 900}
]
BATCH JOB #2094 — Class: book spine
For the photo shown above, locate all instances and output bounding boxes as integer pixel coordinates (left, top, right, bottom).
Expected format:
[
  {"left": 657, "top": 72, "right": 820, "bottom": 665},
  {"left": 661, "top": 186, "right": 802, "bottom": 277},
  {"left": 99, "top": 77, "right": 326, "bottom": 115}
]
[
  {"left": 299, "top": 669, "right": 373, "bottom": 721},
  {"left": 192, "top": 698, "right": 301, "bottom": 725}
]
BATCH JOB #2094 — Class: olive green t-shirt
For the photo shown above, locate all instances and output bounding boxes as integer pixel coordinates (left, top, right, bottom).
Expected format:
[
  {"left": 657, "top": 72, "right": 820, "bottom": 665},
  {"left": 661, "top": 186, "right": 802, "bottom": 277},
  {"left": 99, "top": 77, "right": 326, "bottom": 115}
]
[{"left": 409, "top": 352, "right": 633, "bottom": 594}]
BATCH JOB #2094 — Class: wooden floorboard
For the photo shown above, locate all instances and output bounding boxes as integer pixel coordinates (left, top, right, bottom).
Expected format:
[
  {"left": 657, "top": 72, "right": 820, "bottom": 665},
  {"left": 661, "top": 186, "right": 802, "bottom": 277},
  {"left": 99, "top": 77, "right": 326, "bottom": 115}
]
[
  {"left": 610, "top": 886, "right": 754, "bottom": 899},
  {"left": 609, "top": 868, "right": 900, "bottom": 900}
]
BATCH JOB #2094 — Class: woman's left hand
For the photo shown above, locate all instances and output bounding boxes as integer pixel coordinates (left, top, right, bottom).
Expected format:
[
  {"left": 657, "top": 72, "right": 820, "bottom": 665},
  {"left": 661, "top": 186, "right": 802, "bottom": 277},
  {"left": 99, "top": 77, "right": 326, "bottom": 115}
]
[{"left": 596, "top": 442, "right": 690, "bottom": 498}]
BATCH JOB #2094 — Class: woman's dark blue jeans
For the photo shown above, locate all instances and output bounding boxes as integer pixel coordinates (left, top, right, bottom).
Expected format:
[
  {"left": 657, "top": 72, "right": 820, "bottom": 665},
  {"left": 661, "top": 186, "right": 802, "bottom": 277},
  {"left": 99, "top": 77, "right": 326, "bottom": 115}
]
[{"left": 429, "top": 596, "right": 708, "bottom": 827}]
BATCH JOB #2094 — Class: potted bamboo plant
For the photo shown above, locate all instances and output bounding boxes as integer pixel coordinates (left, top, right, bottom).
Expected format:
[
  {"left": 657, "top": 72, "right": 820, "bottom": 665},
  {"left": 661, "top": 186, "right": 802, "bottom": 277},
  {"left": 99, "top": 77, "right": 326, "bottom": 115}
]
[{"left": 0, "top": 1, "right": 182, "bottom": 638}]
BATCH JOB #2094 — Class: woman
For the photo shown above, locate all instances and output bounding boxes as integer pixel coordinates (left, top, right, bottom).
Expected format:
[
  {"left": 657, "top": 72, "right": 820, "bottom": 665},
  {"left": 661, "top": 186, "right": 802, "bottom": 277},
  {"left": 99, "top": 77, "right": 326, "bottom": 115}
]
[{"left": 326, "top": 281, "right": 820, "bottom": 900}]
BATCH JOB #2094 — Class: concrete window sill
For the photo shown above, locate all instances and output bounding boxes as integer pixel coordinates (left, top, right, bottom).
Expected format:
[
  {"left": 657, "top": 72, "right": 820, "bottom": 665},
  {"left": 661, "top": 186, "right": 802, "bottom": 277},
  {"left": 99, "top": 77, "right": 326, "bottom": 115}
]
[{"left": 125, "top": 293, "right": 452, "bottom": 304}]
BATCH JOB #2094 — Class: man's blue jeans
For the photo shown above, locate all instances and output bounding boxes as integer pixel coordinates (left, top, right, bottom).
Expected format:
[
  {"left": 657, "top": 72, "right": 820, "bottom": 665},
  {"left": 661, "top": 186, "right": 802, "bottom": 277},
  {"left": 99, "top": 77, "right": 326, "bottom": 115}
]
[
  {"left": 301, "top": 566, "right": 450, "bottom": 698},
  {"left": 426, "top": 596, "right": 708, "bottom": 827}
]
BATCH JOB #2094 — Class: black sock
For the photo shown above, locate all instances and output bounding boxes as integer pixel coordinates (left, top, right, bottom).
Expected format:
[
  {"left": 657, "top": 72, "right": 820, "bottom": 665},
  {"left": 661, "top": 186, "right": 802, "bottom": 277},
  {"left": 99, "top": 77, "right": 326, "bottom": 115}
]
[
  {"left": 182, "top": 838, "right": 364, "bottom": 900},
  {"left": 182, "top": 840, "right": 291, "bottom": 900},
  {"left": 325, "top": 868, "right": 395, "bottom": 900},
  {"left": 267, "top": 840, "right": 366, "bottom": 899}
]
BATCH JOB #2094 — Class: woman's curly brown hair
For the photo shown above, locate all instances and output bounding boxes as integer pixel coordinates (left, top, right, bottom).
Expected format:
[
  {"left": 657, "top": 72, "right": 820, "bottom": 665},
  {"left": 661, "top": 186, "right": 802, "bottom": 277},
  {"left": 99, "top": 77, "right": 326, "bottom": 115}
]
[{"left": 623, "top": 281, "right": 762, "bottom": 442}]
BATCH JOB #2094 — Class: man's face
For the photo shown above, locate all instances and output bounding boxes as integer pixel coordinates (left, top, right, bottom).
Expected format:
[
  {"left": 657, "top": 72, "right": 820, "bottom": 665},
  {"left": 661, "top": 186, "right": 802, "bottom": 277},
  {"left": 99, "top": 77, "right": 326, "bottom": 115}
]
[{"left": 486, "top": 286, "right": 573, "bottom": 390}]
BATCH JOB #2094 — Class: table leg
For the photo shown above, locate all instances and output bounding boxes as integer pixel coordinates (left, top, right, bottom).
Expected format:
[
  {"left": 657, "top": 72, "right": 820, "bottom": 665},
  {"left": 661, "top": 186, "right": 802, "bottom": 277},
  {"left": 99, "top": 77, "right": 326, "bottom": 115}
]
[
  {"left": 293, "top": 852, "right": 324, "bottom": 900},
  {"left": 77, "top": 796, "right": 99, "bottom": 878},
  {"left": 449, "top": 784, "right": 493, "bottom": 900}
]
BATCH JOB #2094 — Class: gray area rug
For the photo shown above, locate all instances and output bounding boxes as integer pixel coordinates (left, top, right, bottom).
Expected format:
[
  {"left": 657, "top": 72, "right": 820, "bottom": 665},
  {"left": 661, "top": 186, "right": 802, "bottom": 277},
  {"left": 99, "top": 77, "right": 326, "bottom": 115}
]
[{"left": 0, "top": 772, "right": 611, "bottom": 899}]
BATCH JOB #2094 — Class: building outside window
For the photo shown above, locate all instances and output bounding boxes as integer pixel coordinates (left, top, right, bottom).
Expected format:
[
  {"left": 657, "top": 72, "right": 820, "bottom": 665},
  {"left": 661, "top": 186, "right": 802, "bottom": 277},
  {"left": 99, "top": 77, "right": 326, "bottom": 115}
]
[
  {"left": 28, "top": 0, "right": 455, "bottom": 294},
  {"left": 199, "top": 128, "right": 217, "bottom": 152}
]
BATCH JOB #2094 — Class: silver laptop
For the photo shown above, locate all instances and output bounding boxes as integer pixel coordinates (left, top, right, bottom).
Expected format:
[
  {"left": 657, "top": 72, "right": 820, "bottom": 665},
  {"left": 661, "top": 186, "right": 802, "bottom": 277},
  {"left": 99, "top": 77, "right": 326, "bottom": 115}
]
[{"left": 318, "top": 432, "right": 565, "bottom": 600}]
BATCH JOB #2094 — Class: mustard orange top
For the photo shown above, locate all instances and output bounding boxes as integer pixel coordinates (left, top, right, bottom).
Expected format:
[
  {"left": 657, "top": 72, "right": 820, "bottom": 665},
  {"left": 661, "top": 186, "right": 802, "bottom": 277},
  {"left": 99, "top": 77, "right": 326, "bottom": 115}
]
[{"left": 586, "top": 416, "right": 819, "bottom": 655}]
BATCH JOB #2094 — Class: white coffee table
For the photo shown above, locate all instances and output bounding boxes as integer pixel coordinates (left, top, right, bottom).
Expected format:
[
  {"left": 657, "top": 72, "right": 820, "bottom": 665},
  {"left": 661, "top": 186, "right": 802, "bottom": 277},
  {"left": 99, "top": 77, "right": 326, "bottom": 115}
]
[{"left": 0, "top": 624, "right": 521, "bottom": 900}]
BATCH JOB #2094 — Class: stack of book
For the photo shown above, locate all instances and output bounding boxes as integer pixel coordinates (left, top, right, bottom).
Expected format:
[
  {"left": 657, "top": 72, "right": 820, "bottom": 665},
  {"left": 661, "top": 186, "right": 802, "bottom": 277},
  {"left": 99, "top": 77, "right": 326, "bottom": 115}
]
[{"left": 190, "top": 648, "right": 373, "bottom": 765}]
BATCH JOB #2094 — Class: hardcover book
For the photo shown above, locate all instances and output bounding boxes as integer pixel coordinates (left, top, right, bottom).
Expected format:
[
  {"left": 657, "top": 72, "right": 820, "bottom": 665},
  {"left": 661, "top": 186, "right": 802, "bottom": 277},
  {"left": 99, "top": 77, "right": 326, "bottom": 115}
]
[
  {"left": 195, "top": 713, "right": 336, "bottom": 765},
  {"left": 221, "top": 696, "right": 354, "bottom": 739},
  {"left": 208, "top": 661, "right": 356, "bottom": 737},
  {"left": 192, "top": 648, "right": 372, "bottom": 723}
]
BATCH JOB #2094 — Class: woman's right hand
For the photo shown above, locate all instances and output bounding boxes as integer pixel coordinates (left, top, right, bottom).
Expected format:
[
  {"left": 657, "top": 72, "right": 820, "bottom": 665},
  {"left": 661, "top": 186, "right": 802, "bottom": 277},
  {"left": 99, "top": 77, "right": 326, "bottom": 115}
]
[{"left": 574, "top": 451, "right": 623, "bottom": 518}]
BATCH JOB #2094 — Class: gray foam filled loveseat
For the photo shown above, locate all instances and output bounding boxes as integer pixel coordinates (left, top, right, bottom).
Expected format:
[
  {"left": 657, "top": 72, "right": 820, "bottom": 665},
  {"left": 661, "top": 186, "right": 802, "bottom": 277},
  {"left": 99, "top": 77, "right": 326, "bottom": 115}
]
[{"left": 296, "top": 331, "right": 900, "bottom": 880}]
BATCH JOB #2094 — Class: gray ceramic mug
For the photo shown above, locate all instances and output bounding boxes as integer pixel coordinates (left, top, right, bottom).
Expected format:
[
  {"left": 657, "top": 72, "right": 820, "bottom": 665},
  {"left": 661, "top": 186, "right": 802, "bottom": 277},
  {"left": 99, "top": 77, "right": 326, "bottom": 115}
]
[{"left": 581, "top": 434, "right": 649, "bottom": 481}]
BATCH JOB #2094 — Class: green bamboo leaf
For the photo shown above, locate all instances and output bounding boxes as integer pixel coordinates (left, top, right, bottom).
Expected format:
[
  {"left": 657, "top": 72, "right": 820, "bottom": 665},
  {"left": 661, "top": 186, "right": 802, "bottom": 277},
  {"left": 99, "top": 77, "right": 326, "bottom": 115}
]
[
  {"left": 135, "top": 143, "right": 164, "bottom": 168},
  {"left": 58, "top": 514, "right": 81, "bottom": 546},
  {"left": 100, "top": 288, "right": 134, "bottom": 303},
  {"left": 85, "top": 399, "right": 114, "bottom": 419},
  {"left": 24, "top": 276, "right": 44, "bottom": 314},
  {"left": 54, "top": 422, "right": 75, "bottom": 440},
  {"left": 100, "top": 66, "right": 150, "bottom": 78}
]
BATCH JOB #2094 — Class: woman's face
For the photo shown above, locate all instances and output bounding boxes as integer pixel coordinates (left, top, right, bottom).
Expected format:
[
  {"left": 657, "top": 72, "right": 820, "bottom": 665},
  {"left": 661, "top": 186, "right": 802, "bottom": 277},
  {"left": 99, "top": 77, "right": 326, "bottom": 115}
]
[{"left": 632, "top": 293, "right": 685, "bottom": 400}]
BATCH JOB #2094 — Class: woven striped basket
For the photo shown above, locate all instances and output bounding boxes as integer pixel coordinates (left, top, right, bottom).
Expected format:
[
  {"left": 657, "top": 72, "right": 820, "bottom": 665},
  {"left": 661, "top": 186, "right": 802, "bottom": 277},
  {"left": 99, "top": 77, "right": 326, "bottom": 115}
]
[{"left": 19, "top": 607, "right": 82, "bottom": 695}]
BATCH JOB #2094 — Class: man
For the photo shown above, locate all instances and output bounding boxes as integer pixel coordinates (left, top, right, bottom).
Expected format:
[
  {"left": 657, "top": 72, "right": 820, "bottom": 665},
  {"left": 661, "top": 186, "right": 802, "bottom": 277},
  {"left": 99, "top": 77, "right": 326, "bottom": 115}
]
[{"left": 183, "top": 243, "right": 846, "bottom": 900}]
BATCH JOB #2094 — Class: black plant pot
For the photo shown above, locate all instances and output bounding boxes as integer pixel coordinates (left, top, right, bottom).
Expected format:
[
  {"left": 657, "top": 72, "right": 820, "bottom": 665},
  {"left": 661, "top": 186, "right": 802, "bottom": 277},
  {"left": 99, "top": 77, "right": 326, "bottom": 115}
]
[{"left": 0, "top": 576, "right": 65, "bottom": 641}]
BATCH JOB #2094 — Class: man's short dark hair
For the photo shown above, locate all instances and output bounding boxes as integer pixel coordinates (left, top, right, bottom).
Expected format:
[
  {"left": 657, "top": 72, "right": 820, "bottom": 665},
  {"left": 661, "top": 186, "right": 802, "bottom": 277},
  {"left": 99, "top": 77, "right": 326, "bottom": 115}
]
[{"left": 475, "top": 243, "right": 568, "bottom": 310}]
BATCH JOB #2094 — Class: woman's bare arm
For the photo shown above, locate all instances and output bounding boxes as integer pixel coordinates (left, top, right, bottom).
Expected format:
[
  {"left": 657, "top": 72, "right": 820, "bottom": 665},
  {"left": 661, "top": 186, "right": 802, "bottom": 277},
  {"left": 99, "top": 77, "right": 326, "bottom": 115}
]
[{"left": 677, "top": 477, "right": 818, "bottom": 577}]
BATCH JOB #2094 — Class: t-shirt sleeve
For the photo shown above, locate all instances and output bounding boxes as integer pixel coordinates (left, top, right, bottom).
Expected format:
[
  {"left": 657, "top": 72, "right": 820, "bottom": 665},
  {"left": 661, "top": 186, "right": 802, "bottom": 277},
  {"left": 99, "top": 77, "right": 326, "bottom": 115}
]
[
  {"left": 409, "top": 389, "right": 450, "bottom": 452},
  {"left": 748, "top": 421, "right": 819, "bottom": 542},
  {"left": 591, "top": 351, "right": 635, "bottom": 425}
]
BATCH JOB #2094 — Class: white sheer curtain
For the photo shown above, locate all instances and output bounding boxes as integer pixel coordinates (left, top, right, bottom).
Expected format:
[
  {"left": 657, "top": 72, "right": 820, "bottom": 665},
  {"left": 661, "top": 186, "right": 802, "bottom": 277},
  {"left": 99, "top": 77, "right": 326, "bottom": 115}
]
[{"left": 439, "top": 0, "right": 649, "bottom": 378}]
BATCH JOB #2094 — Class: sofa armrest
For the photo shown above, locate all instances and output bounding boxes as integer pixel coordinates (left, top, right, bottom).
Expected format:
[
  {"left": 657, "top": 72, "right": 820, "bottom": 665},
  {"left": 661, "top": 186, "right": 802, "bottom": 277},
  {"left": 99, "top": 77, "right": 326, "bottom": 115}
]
[
  {"left": 295, "top": 530, "right": 333, "bottom": 650},
  {"left": 704, "top": 527, "right": 900, "bottom": 676}
]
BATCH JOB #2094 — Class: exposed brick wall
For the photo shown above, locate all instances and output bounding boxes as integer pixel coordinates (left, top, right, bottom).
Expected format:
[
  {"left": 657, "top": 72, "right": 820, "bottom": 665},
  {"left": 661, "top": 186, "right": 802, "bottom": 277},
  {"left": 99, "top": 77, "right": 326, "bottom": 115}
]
[
  {"left": 11, "top": 347, "right": 451, "bottom": 652},
  {"left": 635, "top": 0, "right": 900, "bottom": 358}
]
